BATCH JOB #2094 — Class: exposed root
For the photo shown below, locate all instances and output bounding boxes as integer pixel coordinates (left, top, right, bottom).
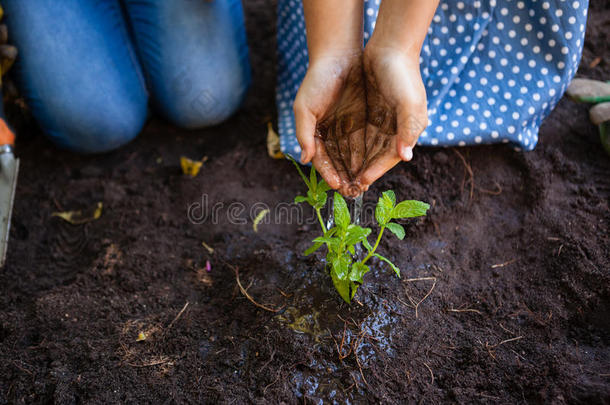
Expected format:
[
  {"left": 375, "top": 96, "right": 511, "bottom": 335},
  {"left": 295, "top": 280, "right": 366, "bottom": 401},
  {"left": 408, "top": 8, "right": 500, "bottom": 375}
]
[
  {"left": 331, "top": 323, "right": 352, "bottom": 360},
  {"left": 453, "top": 149, "right": 474, "bottom": 202},
  {"left": 401, "top": 277, "right": 438, "bottom": 318},
  {"left": 235, "top": 267, "right": 285, "bottom": 312},
  {"left": 165, "top": 302, "right": 189, "bottom": 333},
  {"left": 477, "top": 180, "right": 503, "bottom": 196},
  {"left": 221, "top": 258, "right": 285, "bottom": 313},
  {"left": 263, "top": 365, "right": 283, "bottom": 395},
  {"left": 422, "top": 361, "right": 435, "bottom": 385},
  {"left": 484, "top": 336, "right": 524, "bottom": 360},
  {"left": 127, "top": 356, "right": 173, "bottom": 368}
]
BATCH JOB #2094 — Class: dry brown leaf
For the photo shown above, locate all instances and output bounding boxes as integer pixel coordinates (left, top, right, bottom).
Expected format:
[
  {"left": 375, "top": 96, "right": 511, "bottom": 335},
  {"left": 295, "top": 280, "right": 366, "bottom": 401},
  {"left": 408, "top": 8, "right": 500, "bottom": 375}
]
[{"left": 52, "top": 202, "right": 103, "bottom": 225}]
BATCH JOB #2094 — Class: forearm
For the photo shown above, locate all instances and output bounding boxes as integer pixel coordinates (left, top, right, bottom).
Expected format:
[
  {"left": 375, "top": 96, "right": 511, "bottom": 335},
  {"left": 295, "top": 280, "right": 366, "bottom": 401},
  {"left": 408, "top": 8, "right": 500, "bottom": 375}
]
[
  {"left": 367, "top": 0, "right": 439, "bottom": 59},
  {"left": 302, "top": 0, "right": 364, "bottom": 62}
]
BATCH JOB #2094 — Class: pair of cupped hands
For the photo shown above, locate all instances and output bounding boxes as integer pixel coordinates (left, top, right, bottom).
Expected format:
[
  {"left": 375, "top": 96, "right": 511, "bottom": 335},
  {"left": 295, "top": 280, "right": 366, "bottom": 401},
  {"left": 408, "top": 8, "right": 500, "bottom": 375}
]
[{"left": 294, "top": 44, "right": 428, "bottom": 197}]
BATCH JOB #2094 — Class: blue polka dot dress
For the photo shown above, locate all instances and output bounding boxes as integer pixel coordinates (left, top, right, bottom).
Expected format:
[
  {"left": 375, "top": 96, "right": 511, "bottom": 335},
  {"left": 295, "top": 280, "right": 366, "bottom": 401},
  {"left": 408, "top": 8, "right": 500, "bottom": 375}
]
[{"left": 276, "top": 0, "right": 589, "bottom": 157}]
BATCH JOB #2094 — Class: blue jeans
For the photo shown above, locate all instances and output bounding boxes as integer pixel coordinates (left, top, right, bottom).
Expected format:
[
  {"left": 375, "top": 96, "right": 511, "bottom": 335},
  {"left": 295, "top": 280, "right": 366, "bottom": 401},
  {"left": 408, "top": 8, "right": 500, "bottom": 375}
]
[{"left": 3, "top": 0, "right": 251, "bottom": 153}]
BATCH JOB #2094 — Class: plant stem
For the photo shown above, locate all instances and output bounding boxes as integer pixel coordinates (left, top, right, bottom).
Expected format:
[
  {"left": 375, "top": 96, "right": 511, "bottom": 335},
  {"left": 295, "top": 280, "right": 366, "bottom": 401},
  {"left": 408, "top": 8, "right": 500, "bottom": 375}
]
[
  {"left": 362, "top": 226, "right": 385, "bottom": 265},
  {"left": 316, "top": 208, "right": 327, "bottom": 233}
]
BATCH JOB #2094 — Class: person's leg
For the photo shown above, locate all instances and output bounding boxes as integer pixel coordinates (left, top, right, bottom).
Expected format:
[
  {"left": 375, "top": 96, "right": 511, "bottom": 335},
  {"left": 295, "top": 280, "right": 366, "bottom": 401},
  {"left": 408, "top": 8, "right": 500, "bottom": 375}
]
[
  {"left": 3, "top": 0, "right": 148, "bottom": 153},
  {"left": 122, "top": 0, "right": 251, "bottom": 129}
]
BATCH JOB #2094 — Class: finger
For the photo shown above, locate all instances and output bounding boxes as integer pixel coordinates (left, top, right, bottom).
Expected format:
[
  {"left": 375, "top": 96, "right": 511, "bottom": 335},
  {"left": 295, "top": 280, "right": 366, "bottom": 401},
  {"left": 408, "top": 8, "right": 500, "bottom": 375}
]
[
  {"left": 312, "top": 137, "right": 343, "bottom": 191},
  {"left": 357, "top": 136, "right": 401, "bottom": 188},
  {"left": 335, "top": 118, "right": 353, "bottom": 180},
  {"left": 323, "top": 123, "right": 351, "bottom": 185},
  {"left": 396, "top": 109, "right": 427, "bottom": 162},
  {"left": 347, "top": 126, "right": 366, "bottom": 176},
  {"left": 293, "top": 102, "right": 317, "bottom": 164}
]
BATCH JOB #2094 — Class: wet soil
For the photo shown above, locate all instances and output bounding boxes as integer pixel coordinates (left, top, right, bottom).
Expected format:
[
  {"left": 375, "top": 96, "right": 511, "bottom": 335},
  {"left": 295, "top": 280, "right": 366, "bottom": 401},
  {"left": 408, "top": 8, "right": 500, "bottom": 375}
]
[{"left": 1, "top": 2, "right": 609, "bottom": 404}]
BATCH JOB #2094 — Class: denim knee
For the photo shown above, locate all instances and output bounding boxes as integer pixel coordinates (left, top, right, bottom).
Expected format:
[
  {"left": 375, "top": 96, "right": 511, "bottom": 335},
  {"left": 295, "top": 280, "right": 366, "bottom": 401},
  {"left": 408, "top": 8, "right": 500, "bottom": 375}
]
[
  {"left": 3, "top": 0, "right": 149, "bottom": 153},
  {"left": 44, "top": 95, "right": 148, "bottom": 154},
  {"left": 162, "top": 66, "right": 250, "bottom": 129},
  {"left": 124, "top": 0, "right": 251, "bottom": 129}
]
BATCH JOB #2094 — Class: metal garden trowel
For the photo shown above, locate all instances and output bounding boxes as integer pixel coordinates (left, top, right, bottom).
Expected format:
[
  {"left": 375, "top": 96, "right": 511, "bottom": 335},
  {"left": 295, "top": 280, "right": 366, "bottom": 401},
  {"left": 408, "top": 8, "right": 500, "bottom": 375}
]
[
  {"left": 0, "top": 96, "right": 17, "bottom": 268},
  {"left": 0, "top": 13, "right": 18, "bottom": 267}
]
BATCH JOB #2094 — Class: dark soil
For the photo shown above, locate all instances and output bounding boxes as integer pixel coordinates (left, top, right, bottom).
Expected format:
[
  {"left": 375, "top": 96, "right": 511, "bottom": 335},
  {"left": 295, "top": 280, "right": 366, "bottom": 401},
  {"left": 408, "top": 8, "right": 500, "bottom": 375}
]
[{"left": 1, "top": 2, "right": 609, "bottom": 404}]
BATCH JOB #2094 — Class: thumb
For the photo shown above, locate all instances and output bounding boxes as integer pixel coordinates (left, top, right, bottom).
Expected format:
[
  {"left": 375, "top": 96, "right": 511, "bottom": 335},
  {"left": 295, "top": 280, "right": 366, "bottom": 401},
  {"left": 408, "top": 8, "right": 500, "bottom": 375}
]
[{"left": 293, "top": 102, "right": 317, "bottom": 164}]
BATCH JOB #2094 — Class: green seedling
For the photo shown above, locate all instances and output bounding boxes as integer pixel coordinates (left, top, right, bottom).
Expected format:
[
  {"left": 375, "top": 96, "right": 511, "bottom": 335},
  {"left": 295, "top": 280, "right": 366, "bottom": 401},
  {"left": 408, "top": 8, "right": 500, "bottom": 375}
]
[{"left": 289, "top": 157, "right": 430, "bottom": 303}]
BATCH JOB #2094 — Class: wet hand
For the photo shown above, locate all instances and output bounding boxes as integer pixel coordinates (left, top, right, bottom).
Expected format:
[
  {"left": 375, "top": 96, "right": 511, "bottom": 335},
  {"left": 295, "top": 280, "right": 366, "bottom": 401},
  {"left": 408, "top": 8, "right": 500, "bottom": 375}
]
[
  {"left": 293, "top": 52, "right": 368, "bottom": 197},
  {"left": 356, "top": 45, "right": 428, "bottom": 189}
]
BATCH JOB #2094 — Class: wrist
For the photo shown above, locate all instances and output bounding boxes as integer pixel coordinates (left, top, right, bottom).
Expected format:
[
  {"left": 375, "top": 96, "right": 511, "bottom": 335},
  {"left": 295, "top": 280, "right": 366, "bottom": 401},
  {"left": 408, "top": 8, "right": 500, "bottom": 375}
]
[
  {"left": 308, "top": 48, "right": 363, "bottom": 72},
  {"left": 308, "top": 47, "right": 363, "bottom": 66},
  {"left": 366, "top": 33, "right": 422, "bottom": 62}
]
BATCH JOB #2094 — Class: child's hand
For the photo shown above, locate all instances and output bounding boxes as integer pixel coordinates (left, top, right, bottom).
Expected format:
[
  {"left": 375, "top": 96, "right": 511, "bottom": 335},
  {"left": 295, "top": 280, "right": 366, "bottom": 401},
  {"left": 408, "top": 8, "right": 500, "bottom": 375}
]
[
  {"left": 357, "top": 45, "right": 428, "bottom": 189},
  {"left": 294, "top": 52, "right": 367, "bottom": 196}
]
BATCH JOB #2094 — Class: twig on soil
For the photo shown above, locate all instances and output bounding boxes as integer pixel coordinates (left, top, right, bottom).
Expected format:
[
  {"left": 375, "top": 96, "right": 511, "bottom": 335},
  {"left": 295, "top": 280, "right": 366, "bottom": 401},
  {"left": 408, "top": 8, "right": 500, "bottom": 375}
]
[
  {"left": 222, "top": 258, "right": 285, "bottom": 313},
  {"left": 276, "top": 287, "right": 292, "bottom": 298},
  {"left": 401, "top": 277, "right": 437, "bottom": 318},
  {"left": 352, "top": 330, "right": 369, "bottom": 388},
  {"left": 127, "top": 356, "right": 173, "bottom": 368},
  {"left": 477, "top": 180, "right": 503, "bottom": 196},
  {"left": 330, "top": 324, "right": 352, "bottom": 361},
  {"left": 166, "top": 302, "right": 189, "bottom": 332},
  {"left": 263, "top": 365, "right": 283, "bottom": 395},
  {"left": 422, "top": 362, "right": 435, "bottom": 385},
  {"left": 12, "top": 360, "right": 33, "bottom": 376},
  {"left": 453, "top": 149, "right": 474, "bottom": 202},
  {"left": 491, "top": 259, "right": 517, "bottom": 269},
  {"left": 485, "top": 336, "right": 524, "bottom": 360},
  {"left": 448, "top": 307, "right": 482, "bottom": 315},
  {"left": 557, "top": 244, "right": 564, "bottom": 256}
]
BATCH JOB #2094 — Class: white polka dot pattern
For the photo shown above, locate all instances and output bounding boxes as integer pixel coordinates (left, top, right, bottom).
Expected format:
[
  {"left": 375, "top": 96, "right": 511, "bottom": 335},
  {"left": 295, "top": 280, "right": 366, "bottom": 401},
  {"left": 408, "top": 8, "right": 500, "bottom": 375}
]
[{"left": 276, "top": 0, "right": 588, "bottom": 157}]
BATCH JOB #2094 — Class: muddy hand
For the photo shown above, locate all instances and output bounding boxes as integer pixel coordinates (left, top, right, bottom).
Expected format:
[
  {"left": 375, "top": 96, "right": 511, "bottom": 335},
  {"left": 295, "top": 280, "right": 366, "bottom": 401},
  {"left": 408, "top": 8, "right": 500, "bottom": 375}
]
[
  {"left": 294, "top": 53, "right": 367, "bottom": 197},
  {"left": 315, "top": 62, "right": 368, "bottom": 197},
  {"left": 356, "top": 46, "right": 428, "bottom": 189}
]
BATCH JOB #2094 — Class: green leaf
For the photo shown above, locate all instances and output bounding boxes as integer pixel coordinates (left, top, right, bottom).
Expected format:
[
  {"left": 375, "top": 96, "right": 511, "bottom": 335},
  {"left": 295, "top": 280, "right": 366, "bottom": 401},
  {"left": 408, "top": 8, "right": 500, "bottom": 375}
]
[
  {"left": 333, "top": 192, "right": 350, "bottom": 229},
  {"left": 350, "top": 282, "right": 359, "bottom": 300},
  {"left": 385, "top": 222, "right": 405, "bottom": 240},
  {"left": 314, "top": 190, "right": 327, "bottom": 209},
  {"left": 348, "top": 245, "right": 355, "bottom": 255},
  {"left": 373, "top": 253, "right": 401, "bottom": 278},
  {"left": 313, "top": 235, "right": 336, "bottom": 245},
  {"left": 349, "top": 262, "right": 370, "bottom": 284},
  {"left": 345, "top": 225, "right": 372, "bottom": 246},
  {"left": 331, "top": 254, "right": 350, "bottom": 280},
  {"left": 375, "top": 199, "right": 392, "bottom": 226},
  {"left": 317, "top": 179, "right": 331, "bottom": 193},
  {"left": 362, "top": 238, "right": 373, "bottom": 251},
  {"left": 392, "top": 200, "right": 430, "bottom": 219},
  {"left": 331, "top": 270, "right": 351, "bottom": 303},
  {"left": 324, "top": 227, "right": 337, "bottom": 237},
  {"left": 309, "top": 165, "right": 318, "bottom": 190},
  {"left": 304, "top": 242, "right": 323, "bottom": 256},
  {"left": 382, "top": 190, "right": 396, "bottom": 206},
  {"left": 294, "top": 195, "right": 307, "bottom": 204},
  {"left": 287, "top": 155, "right": 310, "bottom": 188}
]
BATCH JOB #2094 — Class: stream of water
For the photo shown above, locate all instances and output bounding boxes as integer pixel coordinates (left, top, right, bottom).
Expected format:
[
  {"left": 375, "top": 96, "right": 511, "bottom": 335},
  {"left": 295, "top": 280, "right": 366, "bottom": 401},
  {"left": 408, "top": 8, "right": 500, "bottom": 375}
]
[{"left": 326, "top": 193, "right": 365, "bottom": 257}]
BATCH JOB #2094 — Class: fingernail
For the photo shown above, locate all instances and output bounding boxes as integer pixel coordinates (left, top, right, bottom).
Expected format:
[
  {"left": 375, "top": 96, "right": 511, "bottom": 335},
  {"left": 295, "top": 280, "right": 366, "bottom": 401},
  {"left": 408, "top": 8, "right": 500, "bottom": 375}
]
[
  {"left": 401, "top": 146, "right": 413, "bottom": 161},
  {"left": 300, "top": 151, "right": 307, "bottom": 163}
]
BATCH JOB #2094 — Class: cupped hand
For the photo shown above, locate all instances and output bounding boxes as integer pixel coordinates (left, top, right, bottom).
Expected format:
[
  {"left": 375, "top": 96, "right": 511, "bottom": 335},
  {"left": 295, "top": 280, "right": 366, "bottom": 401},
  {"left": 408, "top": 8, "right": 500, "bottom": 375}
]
[
  {"left": 293, "top": 52, "right": 368, "bottom": 197},
  {"left": 356, "top": 45, "right": 428, "bottom": 189}
]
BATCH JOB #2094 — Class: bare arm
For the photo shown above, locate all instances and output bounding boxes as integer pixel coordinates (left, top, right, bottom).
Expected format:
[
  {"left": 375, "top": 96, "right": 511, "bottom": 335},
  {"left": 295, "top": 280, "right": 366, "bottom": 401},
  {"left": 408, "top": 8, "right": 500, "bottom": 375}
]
[
  {"left": 295, "top": 1, "right": 364, "bottom": 167},
  {"left": 302, "top": 0, "right": 364, "bottom": 63},
  {"left": 367, "top": 0, "right": 439, "bottom": 59},
  {"left": 356, "top": 0, "right": 439, "bottom": 188}
]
